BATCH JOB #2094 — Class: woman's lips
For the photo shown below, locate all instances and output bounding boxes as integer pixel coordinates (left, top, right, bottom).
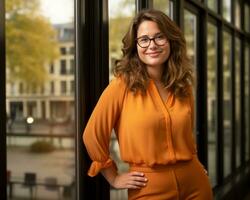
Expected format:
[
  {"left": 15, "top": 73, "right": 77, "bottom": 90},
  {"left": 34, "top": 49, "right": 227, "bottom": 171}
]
[{"left": 146, "top": 51, "right": 161, "bottom": 57}]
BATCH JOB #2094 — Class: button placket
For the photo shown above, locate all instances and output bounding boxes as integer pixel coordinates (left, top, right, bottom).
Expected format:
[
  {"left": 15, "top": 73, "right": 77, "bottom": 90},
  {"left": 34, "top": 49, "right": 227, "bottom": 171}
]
[{"left": 149, "top": 81, "right": 176, "bottom": 163}]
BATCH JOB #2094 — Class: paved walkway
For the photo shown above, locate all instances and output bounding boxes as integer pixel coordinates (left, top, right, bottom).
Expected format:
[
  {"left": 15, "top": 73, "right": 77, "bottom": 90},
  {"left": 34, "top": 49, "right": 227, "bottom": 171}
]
[{"left": 7, "top": 146, "right": 75, "bottom": 200}]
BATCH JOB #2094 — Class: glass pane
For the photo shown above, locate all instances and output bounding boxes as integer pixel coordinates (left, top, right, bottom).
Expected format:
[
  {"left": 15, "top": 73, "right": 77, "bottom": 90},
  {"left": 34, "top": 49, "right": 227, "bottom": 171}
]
[
  {"left": 235, "top": 37, "right": 241, "bottom": 168},
  {"left": 184, "top": 10, "right": 198, "bottom": 134},
  {"left": 184, "top": 10, "right": 197, "bottom": 69},
  {"left": 207, "top": 22, "right": 217, "bottom": 186},
  {"left": 223, "top": 31, "right": 232, "bottom": 178},
  {"left": 245, "top": 43, "right": 250, "bottom": 161},
  {"left": 207, "top": 0, "right": 218, "bottom": 12},
  {"left": 235, "top": 0, "right": 241, "bottom": 29},
  {"left": 6, "top": 0, "right": 75, "bottom": 199},
  {"left": 109, "top": 0, "right": 135, "bottom": 199},
  {"left": 153, "top": 0, "right": 174, "bottom": 19},
  {"left": 245, "top": 5, "right": 250, "bottom": 32},
  {"left": 223, "top": 0, "right": 231, "bottom": 22}
]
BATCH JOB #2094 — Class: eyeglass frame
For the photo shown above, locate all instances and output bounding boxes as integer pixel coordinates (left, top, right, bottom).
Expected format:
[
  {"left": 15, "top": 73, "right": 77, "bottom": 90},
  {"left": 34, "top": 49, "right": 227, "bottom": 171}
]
[{"left": 136, "top": 34, "right": 168, "bottom": 48}]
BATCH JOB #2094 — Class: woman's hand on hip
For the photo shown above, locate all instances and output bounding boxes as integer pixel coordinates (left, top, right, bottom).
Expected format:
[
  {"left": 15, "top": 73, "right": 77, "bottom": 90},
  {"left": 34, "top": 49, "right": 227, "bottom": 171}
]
[{"left": 112, "top": 171, "right": 147, "bottom": 189}]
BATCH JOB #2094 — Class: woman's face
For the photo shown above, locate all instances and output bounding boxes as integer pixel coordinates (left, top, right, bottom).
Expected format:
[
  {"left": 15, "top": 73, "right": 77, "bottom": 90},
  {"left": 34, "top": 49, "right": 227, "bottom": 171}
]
[{"left": 136, "top": 20, "right": 170, "bottom": 70}]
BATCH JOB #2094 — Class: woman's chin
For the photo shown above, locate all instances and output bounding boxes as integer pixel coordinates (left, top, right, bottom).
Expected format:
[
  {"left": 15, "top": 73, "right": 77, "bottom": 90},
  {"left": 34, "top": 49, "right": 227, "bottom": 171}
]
[{"left": 145, "top": 60, "right": 165, "bottom": 67}]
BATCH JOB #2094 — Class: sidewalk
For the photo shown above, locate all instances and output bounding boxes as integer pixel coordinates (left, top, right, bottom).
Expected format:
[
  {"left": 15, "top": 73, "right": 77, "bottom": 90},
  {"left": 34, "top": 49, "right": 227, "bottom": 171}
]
[{"left": 7, "top": 146, "right": 75, "bottom": 200}]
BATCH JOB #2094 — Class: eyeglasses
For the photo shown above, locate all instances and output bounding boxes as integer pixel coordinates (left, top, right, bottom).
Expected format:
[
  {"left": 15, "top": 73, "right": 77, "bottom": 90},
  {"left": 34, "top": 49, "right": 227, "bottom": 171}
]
[{"left": 136, "top": 34, "right": 168, "bottom": 48}]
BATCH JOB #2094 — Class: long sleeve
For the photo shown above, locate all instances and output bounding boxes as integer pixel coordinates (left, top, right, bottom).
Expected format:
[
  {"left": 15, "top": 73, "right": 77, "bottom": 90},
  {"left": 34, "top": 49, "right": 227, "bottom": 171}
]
[{"left": 83, "top": 78, "right": 126, "bottom": 177}]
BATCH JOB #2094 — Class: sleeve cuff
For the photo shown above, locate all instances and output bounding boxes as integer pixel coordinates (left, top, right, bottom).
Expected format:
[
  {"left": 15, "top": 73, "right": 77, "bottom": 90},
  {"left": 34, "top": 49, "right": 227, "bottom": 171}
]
[{"left": 87, "top": 158, "right": 117, "bottom": 177}]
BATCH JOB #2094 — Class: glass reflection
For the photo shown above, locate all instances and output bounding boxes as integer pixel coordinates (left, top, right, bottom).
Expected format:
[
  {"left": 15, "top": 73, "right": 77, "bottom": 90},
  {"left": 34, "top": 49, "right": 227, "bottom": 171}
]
[
  {"left": 235, "top": 38, "right": 241, "bottom": 168},
  {"left": 207, "top": 0, "right": 217, "bottom": 12},
  {"left": 235, "top": 0, "right": 241, "bottom": 29},
  {"left": 6, "top": 0, "right": 75, "bottom": 199},
  {"left": 184, "top": 10, "right": 197, "bottom": 134},
  {"left": 245, "top": 5, "right": 250, "bottom": 32},
  {"left": 184, "top": 10, "right": 197, "bottom": 70},
  {"left": 109, "top": 0, "right": 135, "bottom": 199},
  {"left": 245, "top": 44, "right": 250, "bottom": 161},
  {"left": 207, "top": 22, "right": 217, "bottom": 186},
  {"left": 223, "top": 0, "right": 231, "bottom": 22},
  {"left": 223, "top": 31, "right": 232, "bottom": 178},
  {"left": 153, "top": 0, "right": 173, "bottom": 19}
]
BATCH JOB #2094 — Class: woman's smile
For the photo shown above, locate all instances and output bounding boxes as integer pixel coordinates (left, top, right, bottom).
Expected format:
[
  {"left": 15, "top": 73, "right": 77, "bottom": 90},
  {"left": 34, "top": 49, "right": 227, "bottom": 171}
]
[{"left": 146, "top": 51, "right": 162, "bottom": 57}]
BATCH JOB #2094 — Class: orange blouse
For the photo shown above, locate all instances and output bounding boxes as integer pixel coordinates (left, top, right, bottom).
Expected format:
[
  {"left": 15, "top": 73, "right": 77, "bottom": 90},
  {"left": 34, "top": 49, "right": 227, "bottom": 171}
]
[{"left": 83, "top": 78, "right": 197, "bottom": 177}]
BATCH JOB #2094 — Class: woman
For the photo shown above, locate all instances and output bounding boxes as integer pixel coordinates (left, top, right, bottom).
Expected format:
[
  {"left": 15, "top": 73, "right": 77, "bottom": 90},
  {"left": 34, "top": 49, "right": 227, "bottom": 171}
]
[{"left": 83, "top": 9, "right": 213, "bottom": 200}]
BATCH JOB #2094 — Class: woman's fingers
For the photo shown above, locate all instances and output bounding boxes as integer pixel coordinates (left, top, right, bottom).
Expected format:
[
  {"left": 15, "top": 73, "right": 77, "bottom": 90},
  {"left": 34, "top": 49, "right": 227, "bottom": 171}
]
[
  {"left": 127, "top": 171, "right": 147, "bottom": 189},
  {"left": 113, "top": 171, "right": 148, "bottom": 189},
  {"left": 130, "top": 171, "right": 144, "bottom": 176}
]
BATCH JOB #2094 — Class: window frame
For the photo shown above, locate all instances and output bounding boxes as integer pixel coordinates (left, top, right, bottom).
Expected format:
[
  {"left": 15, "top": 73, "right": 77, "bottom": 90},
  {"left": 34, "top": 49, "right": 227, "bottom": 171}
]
[{"left": 0, "top": 0, "right": 6, "bottom": 197}]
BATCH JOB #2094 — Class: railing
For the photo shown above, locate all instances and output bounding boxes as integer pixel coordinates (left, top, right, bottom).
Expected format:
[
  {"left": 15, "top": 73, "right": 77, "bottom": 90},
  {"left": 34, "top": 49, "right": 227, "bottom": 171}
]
[
  {"left": 7, "top": 176, "right": 74, "bottom": 199},
  {"left": 7, "top": 133, "right": 74, "bottom": 149}
]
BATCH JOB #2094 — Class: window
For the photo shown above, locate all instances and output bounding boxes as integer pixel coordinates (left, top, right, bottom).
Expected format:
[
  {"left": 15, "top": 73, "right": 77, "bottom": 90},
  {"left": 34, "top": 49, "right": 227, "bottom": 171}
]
[
  {"left": 70, "top": 59, "right": 74, "bottom": 74},
  {"left": 235, "top": 0, "right": 241, "bottom": 29},
  {"left": 19, "top": 83, "right": 23, "bottom": 95},
  {"left": 235, "top": 37, "right": 241, "bottom": 168},
  {"left": 50, "top": 63, "right": 54, "bottom": 74},
  {"left": 207, "top": 22, "right": 218, "bottom": 186},
  {"left": 50, "top": 81, "right": 54, "bottom": 94},
  {"left": 184, "top": 10, "right": 197, "bottom": 69},
  {"left": 60, "top": 47, "right": 67, "bottom": 55},
  {"left": 207, "top": 0, "right": 217, "bottom": 12},
  {"left": 223, "top": 31, "right": 232, "bottom": 178},
  {"left": 69, "top": 46, "right": 74, "bottom": 54},
  {"left": 61, "top": 81, "right": 67, "bottom": 94},
  {"left": 184, "top": 9, "right": 198, "bottom": 134},
  {"left": 60, "top": 59, "right": 67, "bottom": 74},
  {"left": 40, "top": 85, "right": 44, "bottom": 94},
  {"left": 31, "top": 84, "right": 36, "bottom": 94},
  {"left": 109, "top": 0, "right": 135, "bottom": 199},
  {"left": 223, "top": 0, "right": 231, "bottom": 22},
  {"left": 245, "top": 5, "right": 250, "bottom": 32},
  {"left": 153, "top": 0, "right": 173, "bottom": 19},
  {"left": 70, "top": 80, "right": 74, "bottom": 94},
  {"left": 245, "top": 43, "right": 250, "bottom": 161}
]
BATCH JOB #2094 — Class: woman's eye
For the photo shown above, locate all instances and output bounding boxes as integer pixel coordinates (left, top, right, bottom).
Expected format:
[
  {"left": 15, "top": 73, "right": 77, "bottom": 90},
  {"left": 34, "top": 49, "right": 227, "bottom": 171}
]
[
  {"left": 140, "top": 38, "right": 149, "bottom": 43},
  {"left": 156, "top": 35, "right": 164, "bottom": 40}
]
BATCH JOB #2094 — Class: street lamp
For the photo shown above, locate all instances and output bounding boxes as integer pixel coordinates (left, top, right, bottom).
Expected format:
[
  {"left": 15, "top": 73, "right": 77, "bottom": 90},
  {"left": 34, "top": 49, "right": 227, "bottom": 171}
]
[{"left": 26, "top": 116, "right": 34, "bottom": 134}]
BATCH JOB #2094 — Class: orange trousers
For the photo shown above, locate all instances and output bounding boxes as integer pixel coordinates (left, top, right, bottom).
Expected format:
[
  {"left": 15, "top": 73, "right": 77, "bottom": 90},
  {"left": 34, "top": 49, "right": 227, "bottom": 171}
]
[{"left": 128, "top": 157, "right": 213, "bottom": 200}]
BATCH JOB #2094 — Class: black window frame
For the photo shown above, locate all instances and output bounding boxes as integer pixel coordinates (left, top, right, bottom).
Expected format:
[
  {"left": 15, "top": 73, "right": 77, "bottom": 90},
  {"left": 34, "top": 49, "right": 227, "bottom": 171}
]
[
  {"left": 1, "top": 0, "right": 250, "bottom": 199},
  {"left": 0, "top": 0, "right": 6, "bottom": 198}
]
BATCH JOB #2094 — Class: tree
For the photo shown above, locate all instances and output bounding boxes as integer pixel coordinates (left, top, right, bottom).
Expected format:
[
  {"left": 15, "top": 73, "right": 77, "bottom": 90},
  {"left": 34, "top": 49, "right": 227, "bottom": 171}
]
[{"left": 6, "top": 0, "right": 59, "bottom": 87}]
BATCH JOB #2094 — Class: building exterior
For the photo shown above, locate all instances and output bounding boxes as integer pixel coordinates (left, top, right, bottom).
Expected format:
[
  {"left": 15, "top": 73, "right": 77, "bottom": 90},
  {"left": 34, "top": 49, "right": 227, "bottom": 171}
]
[{"left": 6, "top": 23, "right": 74, "bottom": 123}]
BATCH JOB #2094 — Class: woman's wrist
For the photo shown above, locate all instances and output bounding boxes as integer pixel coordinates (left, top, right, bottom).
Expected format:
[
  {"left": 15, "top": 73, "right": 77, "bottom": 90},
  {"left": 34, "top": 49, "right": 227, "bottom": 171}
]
[{"left": 101, "top": 166, "right": 118, "bottom": 187}]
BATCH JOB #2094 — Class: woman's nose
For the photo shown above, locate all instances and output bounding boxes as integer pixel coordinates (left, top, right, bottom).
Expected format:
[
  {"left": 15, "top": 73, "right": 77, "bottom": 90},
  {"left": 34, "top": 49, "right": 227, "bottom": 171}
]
[{"left": 148, "top": 40, "right": 158, "bottom": 49}]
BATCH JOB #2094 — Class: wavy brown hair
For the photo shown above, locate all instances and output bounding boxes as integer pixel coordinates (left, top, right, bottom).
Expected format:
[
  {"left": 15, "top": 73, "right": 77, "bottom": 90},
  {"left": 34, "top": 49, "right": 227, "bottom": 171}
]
[{"left": 113, "top": 9, "right": 194, "bottom": 97}]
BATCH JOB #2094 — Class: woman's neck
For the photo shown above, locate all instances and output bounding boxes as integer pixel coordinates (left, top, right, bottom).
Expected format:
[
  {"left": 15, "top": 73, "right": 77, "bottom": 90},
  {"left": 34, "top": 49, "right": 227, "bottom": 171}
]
[{"left": 147, "top": 65, "right": 163, "bottom": 82}]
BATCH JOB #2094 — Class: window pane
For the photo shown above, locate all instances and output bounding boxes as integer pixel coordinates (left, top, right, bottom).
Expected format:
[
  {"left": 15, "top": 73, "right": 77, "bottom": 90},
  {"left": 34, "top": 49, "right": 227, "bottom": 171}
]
[
  {"left": 245, "top": 5, "right": 250, "bottom": 32},
  {"left": 207, "top": 0, "right": 218, "bottom": 12},
  {"left": 235, "top": 0, "right": 241, "bottom": 29},
  {"left": 184, "top": 10, "right": 198, "bottom": 136},
  {"left": 235, "top": 37, "right": 241, "bottom": 168},
  {"left": 223, "top": 0, "right": 231, "bottom": 22},
  {"left": 223, "top": 31, "right": 232, "bottom": 178},
  {"left": 207, "top": 22, "right": 217, "bottom": 186},
  {"left": 6, "top": 0, "right": 75, "bottom": 199},
  {"left": 60, "top": 59, "right": 67, "bottom": 74},
  {"left": 109, "top": 0, "right": 135, "bottom": 199},
  {"left": 184, "top": 10, "right": 197, "bottom": 69},
  {"left": 152, "top": 0, "right": 174, "bottom": 19},
  {"left": 245, "top": 43, "right": 250, "bottom": 161}
]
